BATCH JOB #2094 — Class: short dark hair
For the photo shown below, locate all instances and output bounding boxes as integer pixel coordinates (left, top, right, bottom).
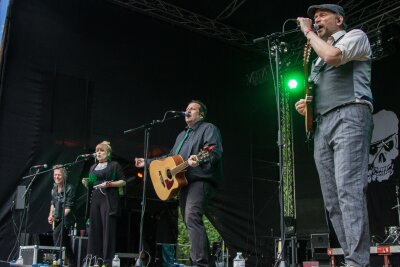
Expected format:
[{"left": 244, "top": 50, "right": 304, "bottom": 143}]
[{"left": 189, "top": 100, "right": 207, "bottom": 119}]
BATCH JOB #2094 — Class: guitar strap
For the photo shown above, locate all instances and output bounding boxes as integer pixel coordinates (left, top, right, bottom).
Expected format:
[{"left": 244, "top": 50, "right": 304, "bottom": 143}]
[
  {"left": 308, "top": 33, "right": 345, "bottom": 83},
  {"left": 309, "top": 58, "right": 326, "bottom": 83}
]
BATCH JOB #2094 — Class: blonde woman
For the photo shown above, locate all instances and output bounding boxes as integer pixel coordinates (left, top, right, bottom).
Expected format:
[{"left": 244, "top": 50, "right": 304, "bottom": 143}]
[{"left": 82, "top": 141, "right": 126, "bottom": 266}]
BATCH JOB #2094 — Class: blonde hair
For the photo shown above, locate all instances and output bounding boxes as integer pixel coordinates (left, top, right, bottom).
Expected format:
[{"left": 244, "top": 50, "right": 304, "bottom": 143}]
[
  {"left": 52, "top": 164, "right": 68, "bottom": 179},
  {"left": 96, "top": 140, "right": 112, "bottom": 160}
]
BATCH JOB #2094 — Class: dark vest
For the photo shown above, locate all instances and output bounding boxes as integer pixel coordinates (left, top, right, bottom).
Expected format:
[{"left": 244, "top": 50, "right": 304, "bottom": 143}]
[{"left": 312, "top": 30, "right": 373, "bottom": 115}]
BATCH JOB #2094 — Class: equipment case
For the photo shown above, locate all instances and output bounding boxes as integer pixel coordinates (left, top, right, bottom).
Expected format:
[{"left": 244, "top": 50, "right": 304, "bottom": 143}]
[{"left": 19, "top": 245, "right": 65, "bottom": 265}]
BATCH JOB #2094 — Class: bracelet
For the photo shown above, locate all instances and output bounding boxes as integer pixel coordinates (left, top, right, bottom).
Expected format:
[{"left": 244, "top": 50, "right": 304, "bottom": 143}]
[
  {"left": 106, "top": 181, "right": 113, "bottom": 188},
  {"left": 304, "top": 28, "right": 313, "bottom": 36}
]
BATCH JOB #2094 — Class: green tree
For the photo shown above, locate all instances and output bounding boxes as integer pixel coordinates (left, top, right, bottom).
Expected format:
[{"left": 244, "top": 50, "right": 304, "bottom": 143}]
[{"left": 176, "top": 210, "right": 221, "bottom": 264}]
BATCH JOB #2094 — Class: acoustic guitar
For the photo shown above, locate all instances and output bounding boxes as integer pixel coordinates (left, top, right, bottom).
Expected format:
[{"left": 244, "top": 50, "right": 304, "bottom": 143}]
[
  {"left": 149, "top": 146, "right": 214, "bottom": 201},
  {"left": 303, "top": 39, "right": 314, "bottom": 138}
]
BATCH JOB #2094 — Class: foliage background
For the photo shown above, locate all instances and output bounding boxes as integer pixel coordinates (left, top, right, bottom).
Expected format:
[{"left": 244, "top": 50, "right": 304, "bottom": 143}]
[{"left": 176, "top": 210, "right": 221, "bottom": 264}]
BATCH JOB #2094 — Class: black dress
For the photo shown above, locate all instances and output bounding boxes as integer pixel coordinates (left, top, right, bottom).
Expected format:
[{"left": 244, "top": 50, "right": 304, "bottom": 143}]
[{"left": 86, "top": 161, "right": 125, "bottom": 266}]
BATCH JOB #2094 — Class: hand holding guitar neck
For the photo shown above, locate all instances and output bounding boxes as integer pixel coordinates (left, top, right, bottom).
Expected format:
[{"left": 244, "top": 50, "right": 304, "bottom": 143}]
[{"left": 188, "top": 155, "right": 200, "bottom": 167}]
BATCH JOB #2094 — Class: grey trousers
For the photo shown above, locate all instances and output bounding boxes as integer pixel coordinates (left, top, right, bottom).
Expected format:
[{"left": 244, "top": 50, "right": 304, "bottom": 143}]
[
  {"left": 179, "top": 181, "right": 213, "bottom": 267},
  {"left": 314, "top": 104, "right": 373, "bottom": 267}
]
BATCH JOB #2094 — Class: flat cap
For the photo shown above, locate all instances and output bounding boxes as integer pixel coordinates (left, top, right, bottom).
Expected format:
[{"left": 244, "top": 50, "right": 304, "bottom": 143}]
[{"left": 307, "top": 4, "right": 345, "bottom": 18}]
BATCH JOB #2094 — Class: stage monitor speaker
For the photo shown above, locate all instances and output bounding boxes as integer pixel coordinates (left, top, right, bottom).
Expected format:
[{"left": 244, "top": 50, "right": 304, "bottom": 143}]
[
  {"left": 311, "top": 233, "right": 329, "bottom": 261},
  {"left": 311, "top": 233, "right": 329, "bottom": 248},
  {"left": 0, "top": 262, "right": 28, "bottom": 267}
]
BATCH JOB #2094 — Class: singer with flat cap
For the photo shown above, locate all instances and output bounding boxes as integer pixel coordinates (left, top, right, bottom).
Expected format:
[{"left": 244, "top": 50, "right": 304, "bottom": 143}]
[
  {"left": 135, "top": 100, "right": 223, "bottom": 267},
  {"left": 295, "top": 4, "right": 373, "bottom": 267}
]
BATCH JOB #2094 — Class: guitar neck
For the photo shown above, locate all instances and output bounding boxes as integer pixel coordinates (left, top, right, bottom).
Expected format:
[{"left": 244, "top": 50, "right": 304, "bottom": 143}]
[
  {"left": 171, "top": 161, "right": 190, "bottom": 176},
  {"left": 304, "top": 39, "right": 311, "bottom": 95},
  {"left": 170, "top": 150, "right": 210, "bottom": 176}
]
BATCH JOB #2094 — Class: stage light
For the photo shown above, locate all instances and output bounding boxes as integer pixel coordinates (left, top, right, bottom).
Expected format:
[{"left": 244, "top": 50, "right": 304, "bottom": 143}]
[
  {"left": 288, "top": 79, "right": 298, "bottom": 89},
  {"left": 284, "top": 71, "right": 304, "bottom": 92}
]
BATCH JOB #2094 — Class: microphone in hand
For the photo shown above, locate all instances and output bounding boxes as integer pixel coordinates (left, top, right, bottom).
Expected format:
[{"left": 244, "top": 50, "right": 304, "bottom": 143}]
[
  {"left": 290, "top": 18, "right": 319, "bottom": 32},
  {"left": 93, "top": 184, "right": 101, "bottom": 189}
]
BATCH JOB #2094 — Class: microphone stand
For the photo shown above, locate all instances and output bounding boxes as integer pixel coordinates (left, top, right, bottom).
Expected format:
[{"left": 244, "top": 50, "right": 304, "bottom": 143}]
[
  {"left": 19, "top": 168, "right": 40, "bottom": 246},
  {"left": 57, "top": 163, "right": 70, "bottom": 267},
  {"left": 124, "top": 112, "right": 183, "bottom": 267},
  {"left": 55, "top": 157, "right": 95, "bottom": 266},
  {"left": 396, "top": 185, "right": 400, "bottom": 228},
  {"left": 253, "top": 25, "right": 301, "bottom": 267}
]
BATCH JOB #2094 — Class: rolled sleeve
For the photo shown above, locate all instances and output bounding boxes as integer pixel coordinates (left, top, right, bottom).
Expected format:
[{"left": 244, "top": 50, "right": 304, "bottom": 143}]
[{"left": 336, "top": 29, "right": 371, "bottom": 65}]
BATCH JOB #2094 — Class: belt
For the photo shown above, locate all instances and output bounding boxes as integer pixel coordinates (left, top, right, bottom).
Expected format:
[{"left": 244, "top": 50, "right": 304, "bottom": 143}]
[{"left": 317, "top": 100, "right": 372, "bottom": 119}]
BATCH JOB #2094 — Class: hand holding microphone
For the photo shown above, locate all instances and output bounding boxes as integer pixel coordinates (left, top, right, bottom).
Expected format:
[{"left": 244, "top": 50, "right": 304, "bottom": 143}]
[
  {"left": 296, "top": 17, "right": 318, "bottom": 37},
  {"left": 93, "top": 183, "right": 104, "bottom": 189},
  {"left": 93, "top": 181, "right": 113, "bottom": 189}
]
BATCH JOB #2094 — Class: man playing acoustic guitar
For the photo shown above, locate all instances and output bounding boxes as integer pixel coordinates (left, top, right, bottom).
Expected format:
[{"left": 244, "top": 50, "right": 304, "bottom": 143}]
[{"left": 135, "top": 100, "right": 223, "bottom": 267}]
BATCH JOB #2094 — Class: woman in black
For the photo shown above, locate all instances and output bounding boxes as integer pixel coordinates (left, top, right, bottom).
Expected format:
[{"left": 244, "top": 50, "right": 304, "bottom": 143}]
[{"left": 82, "top": 141, "right": 126, "bottom": 266}]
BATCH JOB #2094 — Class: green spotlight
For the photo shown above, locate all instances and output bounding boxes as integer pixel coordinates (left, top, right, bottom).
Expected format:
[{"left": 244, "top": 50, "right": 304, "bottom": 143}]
[
  {"left": 288, "top": 79, "right": 298, "bottom": 89},
  {"left": 284, "top": 71, "right": 304, "bottom": 92}
]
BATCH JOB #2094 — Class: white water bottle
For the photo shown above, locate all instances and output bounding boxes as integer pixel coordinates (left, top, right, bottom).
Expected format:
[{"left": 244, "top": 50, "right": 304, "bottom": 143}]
[
  {"left": 233, "top": 252, "right": 245, "bottom": 267},
  {"left": 73, "top": 223, "right": 77, "bottom": 236},
  {"left": 16, "top": 255, "right": 24, "bottom": 265},
  {"left": 112, "top": 254, "right": 120, "bottom": 267}
]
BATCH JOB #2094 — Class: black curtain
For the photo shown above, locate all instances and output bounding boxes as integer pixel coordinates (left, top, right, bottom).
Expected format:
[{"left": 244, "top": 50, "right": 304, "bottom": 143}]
[{"left": 0, "top": 0, "right": 280, "bottom": 265}]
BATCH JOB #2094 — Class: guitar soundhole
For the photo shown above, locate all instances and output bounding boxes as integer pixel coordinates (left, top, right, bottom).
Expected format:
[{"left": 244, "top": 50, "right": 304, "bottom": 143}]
[{"left": 166, "top": 169, "right": 172, "bottom": 179}]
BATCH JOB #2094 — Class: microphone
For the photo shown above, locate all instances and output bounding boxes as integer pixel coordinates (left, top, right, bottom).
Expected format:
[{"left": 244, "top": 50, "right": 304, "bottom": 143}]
[
  {"left": 31, "top": 164, "right": 48, "bottom": 169},
  {"left": 170, "top": 111, "right": 190, "bottom": 117},
  {"left": 78, "top": 153, "right": 97, "bottom": 158},
  {"left": 287, "top": 18, "right": 319, "bottom": 31}
]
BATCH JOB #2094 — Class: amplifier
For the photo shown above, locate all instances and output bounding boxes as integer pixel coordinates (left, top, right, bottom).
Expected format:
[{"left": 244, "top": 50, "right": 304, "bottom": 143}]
[{"left": 19, "top": 245, "right": 65, "bottom": 265}]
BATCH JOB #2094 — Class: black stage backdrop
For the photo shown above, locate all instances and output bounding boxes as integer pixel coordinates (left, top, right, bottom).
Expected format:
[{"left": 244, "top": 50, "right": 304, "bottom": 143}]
[{"left": 0, "top": 0, "right": 399, "bottom": 266}]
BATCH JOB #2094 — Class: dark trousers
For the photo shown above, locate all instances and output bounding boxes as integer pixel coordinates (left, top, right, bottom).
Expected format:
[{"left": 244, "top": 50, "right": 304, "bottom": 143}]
[
  {"left": 53, "top": 221, "right": 76, "bottom": 266},
  {"left": 87, "top": 189, "right": 117, "bottom": 267},
  {"left": 179, "top": 181, "right": 213, "bottom": 267}
]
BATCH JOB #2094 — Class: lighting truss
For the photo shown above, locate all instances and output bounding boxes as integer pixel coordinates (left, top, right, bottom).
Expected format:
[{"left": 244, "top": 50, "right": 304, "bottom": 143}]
[
  {"left": 247, "top": 0, "right": 400, "bottom": 86},
  {"left": 105, "top": 0, "right": 266, "bottom": 54}
]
